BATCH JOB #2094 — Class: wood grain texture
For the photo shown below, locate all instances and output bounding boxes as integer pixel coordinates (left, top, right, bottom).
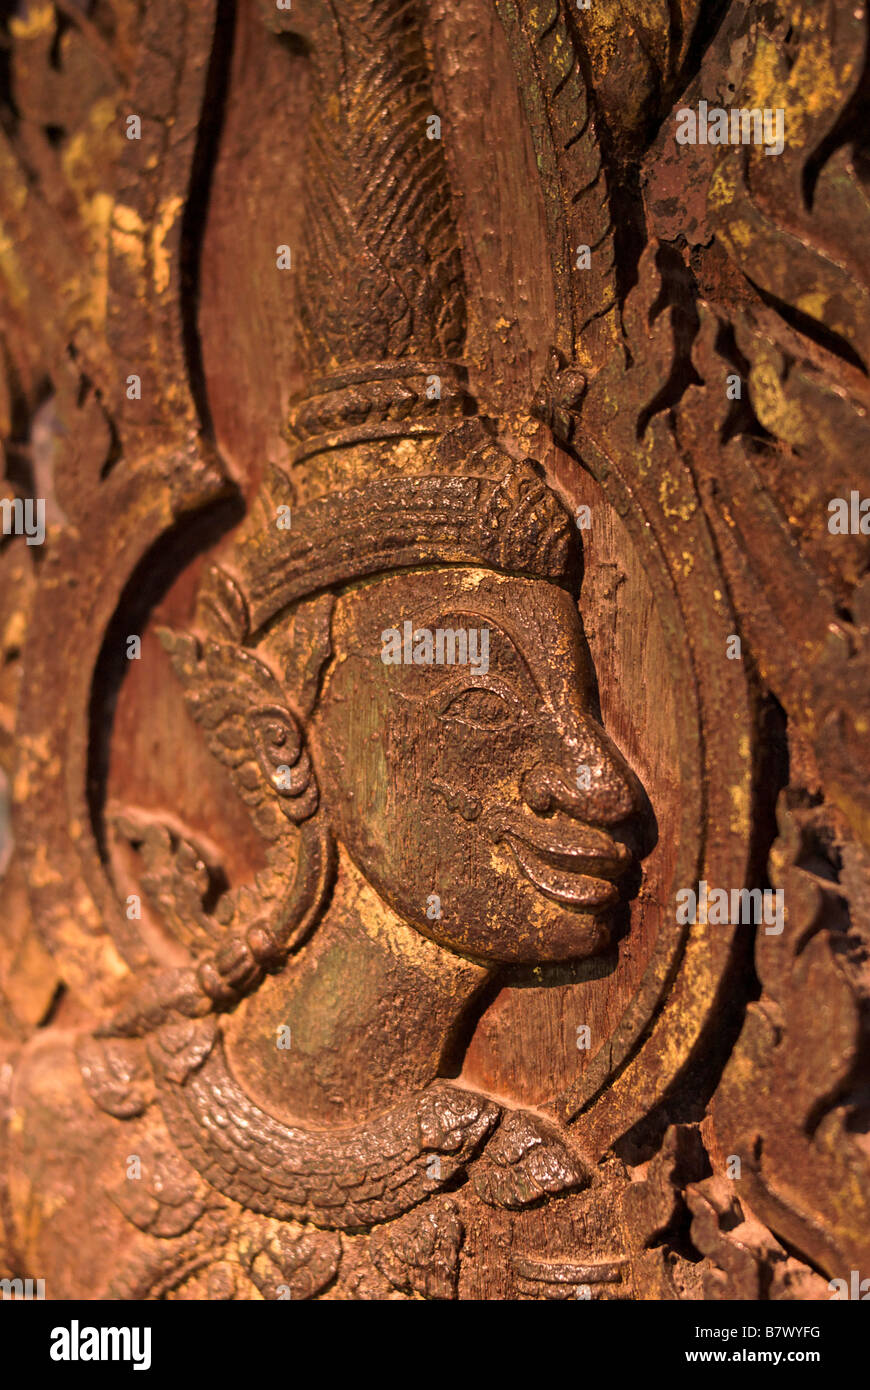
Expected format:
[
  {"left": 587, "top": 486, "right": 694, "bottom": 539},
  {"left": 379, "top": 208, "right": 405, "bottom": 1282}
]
[{"left": 0, "top": 0, "right": 867, "bottom": 1301}]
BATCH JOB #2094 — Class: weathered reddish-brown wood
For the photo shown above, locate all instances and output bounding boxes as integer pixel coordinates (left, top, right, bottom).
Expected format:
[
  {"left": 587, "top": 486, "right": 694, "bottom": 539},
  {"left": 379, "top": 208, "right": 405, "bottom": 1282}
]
[{"left": 0, "top": 0, "right": 868, "bottom": 1302}]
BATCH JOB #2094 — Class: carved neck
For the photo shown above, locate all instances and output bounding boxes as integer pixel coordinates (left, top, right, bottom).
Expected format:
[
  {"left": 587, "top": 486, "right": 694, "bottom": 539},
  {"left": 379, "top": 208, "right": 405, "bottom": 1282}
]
[{"left": 224, "top": 846, "right": 491, "bottom": 1126}]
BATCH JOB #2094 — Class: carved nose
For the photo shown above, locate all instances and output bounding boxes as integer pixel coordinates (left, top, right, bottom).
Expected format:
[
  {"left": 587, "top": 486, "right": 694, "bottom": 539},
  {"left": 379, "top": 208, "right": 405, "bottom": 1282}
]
[{"left": 521, "top": 719, "right": 640, "bottom": 827}]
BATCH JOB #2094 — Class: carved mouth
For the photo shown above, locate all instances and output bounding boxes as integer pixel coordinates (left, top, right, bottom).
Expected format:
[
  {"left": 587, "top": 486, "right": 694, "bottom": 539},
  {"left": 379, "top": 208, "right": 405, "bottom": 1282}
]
[{"left": 494, "top": 818, "right": 632, "bottom": 911}]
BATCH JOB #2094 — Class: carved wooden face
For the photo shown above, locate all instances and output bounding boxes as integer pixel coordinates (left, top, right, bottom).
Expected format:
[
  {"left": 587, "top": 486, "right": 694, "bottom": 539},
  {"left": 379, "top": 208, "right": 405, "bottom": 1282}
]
[{"left": 312, "top": 567, "right": 643, "bottom": 963}]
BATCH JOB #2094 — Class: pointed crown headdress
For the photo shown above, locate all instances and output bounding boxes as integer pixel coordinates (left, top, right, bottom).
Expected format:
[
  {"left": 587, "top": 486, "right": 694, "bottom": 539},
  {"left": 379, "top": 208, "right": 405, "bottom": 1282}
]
[{"left": 198, "top": 0, "right": 575, "bottom": 643}]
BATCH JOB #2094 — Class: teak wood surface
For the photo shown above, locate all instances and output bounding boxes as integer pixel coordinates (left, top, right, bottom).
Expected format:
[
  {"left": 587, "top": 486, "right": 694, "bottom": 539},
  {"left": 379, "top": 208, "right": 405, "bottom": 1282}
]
[{"left": 0, "top": 0, "right": 868, "bottom": 1301}]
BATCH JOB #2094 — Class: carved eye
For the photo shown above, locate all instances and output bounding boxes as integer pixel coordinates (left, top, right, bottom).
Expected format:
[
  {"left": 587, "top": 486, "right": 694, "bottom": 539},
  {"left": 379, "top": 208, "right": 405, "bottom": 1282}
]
[{"left": 441, "top": 687, "right": 513, "bottom": 730}]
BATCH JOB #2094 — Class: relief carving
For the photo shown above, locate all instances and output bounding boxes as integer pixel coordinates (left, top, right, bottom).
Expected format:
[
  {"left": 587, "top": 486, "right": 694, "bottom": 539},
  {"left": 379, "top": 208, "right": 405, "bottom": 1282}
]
[{"left": 0, "top": 0, "right": 868, "bottom": 1304}]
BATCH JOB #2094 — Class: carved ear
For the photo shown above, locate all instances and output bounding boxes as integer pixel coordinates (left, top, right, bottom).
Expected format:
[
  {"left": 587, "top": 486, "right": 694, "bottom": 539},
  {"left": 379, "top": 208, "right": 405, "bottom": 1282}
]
[
  {"left": 247, "top": 703, "right": 318, "bottom": 820},
  {"left": 157, "top": 628, "right": 319, "bottom": 838}
]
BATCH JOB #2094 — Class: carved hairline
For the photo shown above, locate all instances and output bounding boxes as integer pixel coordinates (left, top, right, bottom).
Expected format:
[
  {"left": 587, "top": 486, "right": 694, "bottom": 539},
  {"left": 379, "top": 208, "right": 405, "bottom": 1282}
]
[{"left": 202, "top": 451, "right": 577, "bottom": 643}]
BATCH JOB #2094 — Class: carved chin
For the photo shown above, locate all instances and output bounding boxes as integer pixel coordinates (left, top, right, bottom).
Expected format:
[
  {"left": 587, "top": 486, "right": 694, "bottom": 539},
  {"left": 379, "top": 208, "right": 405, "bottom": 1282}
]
[
  {"left": 407, "top": 896, "right": 613, "bottom": 966},
  {"left": 491, "top": 907, "right": 613, "bottom": 965}
]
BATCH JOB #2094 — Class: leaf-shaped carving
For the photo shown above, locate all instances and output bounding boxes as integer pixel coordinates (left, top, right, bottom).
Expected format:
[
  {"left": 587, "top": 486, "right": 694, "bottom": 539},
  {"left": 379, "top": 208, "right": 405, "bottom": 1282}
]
[
  {"left": 473, "top": 1110, "right": 591, "bottom": 1209},
  {"left": 157, "top": 626, "right": 317, "bottom": 838},
  {"left": 370, "top": 1198, "right": 463, "bottom": 1300}
]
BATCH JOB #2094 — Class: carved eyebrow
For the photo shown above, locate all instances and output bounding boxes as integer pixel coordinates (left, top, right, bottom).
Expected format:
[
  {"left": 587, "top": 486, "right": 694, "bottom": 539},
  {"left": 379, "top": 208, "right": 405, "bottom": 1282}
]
[{"left": 407, "top": 606, "right": 545, "bottom": 700}]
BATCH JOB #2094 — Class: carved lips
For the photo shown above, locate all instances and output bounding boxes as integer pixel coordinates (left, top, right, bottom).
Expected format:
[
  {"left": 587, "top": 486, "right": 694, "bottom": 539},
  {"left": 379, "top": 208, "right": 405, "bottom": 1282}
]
[{"left": 492, "top": 815, "right": 633, "bottom": 910}]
